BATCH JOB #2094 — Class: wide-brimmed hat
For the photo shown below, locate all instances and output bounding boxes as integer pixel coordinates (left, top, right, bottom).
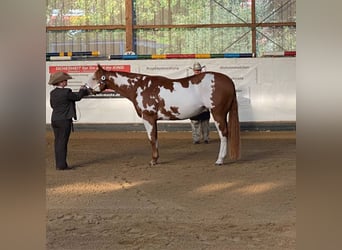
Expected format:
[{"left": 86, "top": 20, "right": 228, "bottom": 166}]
[
  {"left": 48, "top": 71, "right": 72, "bottom": 85},
  {"left": 192, "top": 62, "right": 203, "bottom": 71}
]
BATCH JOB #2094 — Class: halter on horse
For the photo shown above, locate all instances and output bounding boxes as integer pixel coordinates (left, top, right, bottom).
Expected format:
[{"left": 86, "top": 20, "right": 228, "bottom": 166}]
[{"left": 87, "top": 64, "right": 240, "bottom": 166}]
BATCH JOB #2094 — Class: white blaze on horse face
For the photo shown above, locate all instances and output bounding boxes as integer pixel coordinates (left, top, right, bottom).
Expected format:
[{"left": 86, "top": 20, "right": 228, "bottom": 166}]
[
  {"left": 85, "top": 73, "right": 102, "bottom": 92},
  {"left": 86, "top": 73, "right": 97, "bottom": 89}
]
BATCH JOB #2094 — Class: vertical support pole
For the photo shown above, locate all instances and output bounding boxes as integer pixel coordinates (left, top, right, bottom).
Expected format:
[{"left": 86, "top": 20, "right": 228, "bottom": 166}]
[
  {"left": 125, "top": 0, "right": 133, "bottom": 52},
  {"left": 251, "top": 0, "right": 257, "bottom": 57}
]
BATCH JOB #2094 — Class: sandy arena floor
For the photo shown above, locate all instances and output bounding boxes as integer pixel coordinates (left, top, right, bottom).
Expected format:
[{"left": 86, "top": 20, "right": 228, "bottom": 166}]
[{"left": 46, "top": 130, "right": 296, "bottom": 249}]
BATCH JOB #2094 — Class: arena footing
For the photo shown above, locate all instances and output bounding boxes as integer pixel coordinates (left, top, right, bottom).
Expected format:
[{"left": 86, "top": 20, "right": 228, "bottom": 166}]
[{"left": 46, "top": 122, "right": 296, "bottom": 132}]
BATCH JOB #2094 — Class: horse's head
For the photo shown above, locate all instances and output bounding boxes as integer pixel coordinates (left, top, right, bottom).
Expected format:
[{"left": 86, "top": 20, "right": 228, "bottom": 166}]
[{"left": 86, "top": 64, "right": 112, "bottom": 94}]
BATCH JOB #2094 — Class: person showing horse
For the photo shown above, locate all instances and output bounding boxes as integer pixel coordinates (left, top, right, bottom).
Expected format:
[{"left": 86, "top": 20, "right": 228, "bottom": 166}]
[
  {"left": 48, "top": 71, "right": 89, "bottom": 170},
  {"left": 190, "top": 62, "right": 211, "bottom": 144}
]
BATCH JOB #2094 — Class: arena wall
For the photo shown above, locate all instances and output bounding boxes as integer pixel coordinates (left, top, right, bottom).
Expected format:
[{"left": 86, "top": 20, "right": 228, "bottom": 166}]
[{"left": 46, "top": 58, "right": 296, "bottom": 125}]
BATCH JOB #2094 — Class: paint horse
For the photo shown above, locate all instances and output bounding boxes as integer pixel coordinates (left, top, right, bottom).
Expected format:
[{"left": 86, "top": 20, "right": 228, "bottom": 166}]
[{"left": 87, "top": 64, "right": 240, "bottom": 166}]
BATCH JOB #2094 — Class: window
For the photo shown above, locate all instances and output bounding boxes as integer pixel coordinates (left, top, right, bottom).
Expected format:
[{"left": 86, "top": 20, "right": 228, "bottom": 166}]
[{"left": 46, "top": 0, "right": 296, "bottom": 57}]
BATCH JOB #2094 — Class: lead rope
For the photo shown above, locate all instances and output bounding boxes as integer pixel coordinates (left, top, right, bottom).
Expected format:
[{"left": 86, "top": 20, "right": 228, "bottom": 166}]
[
  {"left": 73, "top": 83, "right": 99, "bottom": 123},
  {"left": 74, "top": 103, "right": 81, "bottom": 122},
  {"left": 73, "top": 82, "right": 101, "bottom": 124},
  {"left": 71, "top": 103, "right": 79, "bottom": 133}
]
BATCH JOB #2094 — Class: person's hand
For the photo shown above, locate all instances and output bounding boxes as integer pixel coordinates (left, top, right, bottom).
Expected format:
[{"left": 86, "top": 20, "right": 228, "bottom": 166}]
[{"left": 80, "top": 85, "right": 91, "bottom": 95}]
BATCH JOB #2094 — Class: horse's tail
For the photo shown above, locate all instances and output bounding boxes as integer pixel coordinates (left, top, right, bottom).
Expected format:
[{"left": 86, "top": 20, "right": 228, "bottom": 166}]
[{"left": 228, "top": 94, "right": 241, "bottom": 160}]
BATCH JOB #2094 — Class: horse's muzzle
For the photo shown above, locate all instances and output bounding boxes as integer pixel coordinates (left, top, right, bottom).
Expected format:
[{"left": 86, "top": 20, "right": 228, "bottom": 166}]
[{"left": 82, "top": 84, "right": 99, "bottom": 95}]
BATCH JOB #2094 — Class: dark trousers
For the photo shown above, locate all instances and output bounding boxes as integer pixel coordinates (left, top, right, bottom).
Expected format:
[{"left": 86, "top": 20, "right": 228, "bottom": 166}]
[{"left": 51, "top": 119, "right": 72, "bottom": 169}]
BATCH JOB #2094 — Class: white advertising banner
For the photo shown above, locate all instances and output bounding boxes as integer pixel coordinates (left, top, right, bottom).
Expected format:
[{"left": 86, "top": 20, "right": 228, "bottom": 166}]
[{"left": 46, "top": 58, "right": 296, "bottom": 123}]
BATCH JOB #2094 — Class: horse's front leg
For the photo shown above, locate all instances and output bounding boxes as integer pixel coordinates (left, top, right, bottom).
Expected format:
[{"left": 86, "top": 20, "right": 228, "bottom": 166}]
[{"left": 142, "top": 118, "right": 159, "bottom": 166}]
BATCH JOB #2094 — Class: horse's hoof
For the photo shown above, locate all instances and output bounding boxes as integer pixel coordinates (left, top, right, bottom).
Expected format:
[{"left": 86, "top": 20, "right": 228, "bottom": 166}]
[
  {"left": 150, "top": 161, "right": 158, "bottom": 166},
  {"left": 215, "top": 161, "right": 223, "bottom": 166}
]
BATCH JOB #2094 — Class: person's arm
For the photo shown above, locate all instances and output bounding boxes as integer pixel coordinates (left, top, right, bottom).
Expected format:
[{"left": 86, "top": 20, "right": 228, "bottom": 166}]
[{"left": 67, "top": 88, "right": 89, "bottom": 101}]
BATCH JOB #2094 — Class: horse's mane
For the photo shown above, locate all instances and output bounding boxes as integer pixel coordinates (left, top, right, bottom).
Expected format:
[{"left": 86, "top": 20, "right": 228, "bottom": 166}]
[{"left": 104, "top": 69, "right": 207, "bottom": 81}]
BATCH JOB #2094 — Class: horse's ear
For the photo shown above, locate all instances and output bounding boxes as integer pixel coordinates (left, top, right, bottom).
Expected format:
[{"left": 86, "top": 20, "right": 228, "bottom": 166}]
[{"left": 97, "top": 64, "right": 103, "bottom": 70}]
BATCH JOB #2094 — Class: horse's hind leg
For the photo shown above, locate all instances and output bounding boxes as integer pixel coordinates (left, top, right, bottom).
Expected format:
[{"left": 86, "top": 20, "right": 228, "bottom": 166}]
[
  {"left": 142, "top": 118, "right": 159, "bottom": 166},
  {"left": 213, "top": 117, "right": 228, "bottom": 165}
]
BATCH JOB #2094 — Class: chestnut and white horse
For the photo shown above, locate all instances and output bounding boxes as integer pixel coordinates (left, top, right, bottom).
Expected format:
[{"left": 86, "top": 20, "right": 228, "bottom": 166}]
[{"left": 87, "top": 64, "right": 240, "bottom": 166}]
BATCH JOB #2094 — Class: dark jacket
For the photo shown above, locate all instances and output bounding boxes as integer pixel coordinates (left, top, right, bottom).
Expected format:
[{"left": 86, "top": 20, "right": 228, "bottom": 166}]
[
  {"left": 50, "top": 88, "right": 88, "bottom": 121},
  {"left": 190, "top": 110, "right": 210, "bottom": 121}
]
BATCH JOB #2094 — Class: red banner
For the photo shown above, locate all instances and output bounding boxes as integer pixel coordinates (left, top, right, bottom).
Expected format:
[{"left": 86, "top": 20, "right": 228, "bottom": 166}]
[{"left": 49, "top": 64, "right": 131, "bottom": 73}]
